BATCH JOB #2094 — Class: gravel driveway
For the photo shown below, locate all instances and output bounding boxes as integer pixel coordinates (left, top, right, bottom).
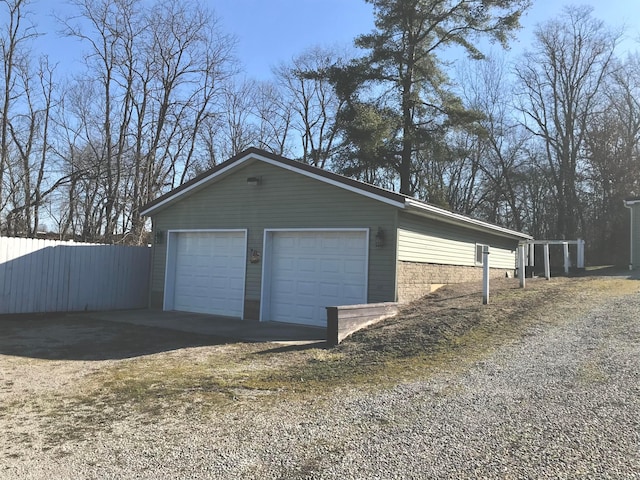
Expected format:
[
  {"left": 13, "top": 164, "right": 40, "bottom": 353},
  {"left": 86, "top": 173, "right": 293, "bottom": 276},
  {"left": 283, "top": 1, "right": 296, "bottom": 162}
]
[{"left": 2, "top": 282, "right": 639, "bottom": 479}]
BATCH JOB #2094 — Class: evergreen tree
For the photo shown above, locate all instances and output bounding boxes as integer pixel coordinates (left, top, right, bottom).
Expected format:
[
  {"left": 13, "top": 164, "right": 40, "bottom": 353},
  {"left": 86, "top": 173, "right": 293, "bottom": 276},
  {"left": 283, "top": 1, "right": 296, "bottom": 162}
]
[{"left": 333, "top": 0, "right": 530, "bottom": 197}]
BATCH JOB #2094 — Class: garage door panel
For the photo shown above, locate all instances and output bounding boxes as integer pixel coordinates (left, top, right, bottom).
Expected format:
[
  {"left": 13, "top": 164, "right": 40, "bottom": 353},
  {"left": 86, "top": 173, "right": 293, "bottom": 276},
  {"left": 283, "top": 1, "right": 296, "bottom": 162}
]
[
  {"left": 318, "top": 282, "right": 339, "bottom": 297},
  {"left": 266, "top": 231, "right": 368, "bottom": 327},
  {"left": 319, "top": 259, "right": 341, "bottom": 274},
  {"left": 273, "top": 236, "right": 295, "bottom": 249},
  {"left": 343, "top": 284, "right": 365, "bottom": 297},
  {"left": 169, "top": 231, "right": 245, "bottom": 318},
  {"left": 274, "top": 256, "right": 295, "bottom": 271},
  {"left": 298, "top": 258, "right": 317, "bottom": 272},
  {"left": 320, "top": 236, "right": 340, "bottom": 249},
  {"left": 296, "top": 280, "right": 317, "bottom": 296},
  {"left": 345, "top": 259, "right": 366, "bottom": 274},
  {"left": 294, "top": 304, "right": 315, "bottom": 319},
  {"left": 298, "top": 236, "right": 318, "bottom": 249}
]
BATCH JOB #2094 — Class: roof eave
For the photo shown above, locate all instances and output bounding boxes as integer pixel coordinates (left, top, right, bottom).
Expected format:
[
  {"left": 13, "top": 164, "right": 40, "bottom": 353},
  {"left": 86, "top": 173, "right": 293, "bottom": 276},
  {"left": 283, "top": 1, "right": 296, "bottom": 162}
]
[
  {"left": 404, "top": 199, "right": 533, "bottom": 241},
  {"left": 140, "top": 149, "right": 406, "bottom": 216}
]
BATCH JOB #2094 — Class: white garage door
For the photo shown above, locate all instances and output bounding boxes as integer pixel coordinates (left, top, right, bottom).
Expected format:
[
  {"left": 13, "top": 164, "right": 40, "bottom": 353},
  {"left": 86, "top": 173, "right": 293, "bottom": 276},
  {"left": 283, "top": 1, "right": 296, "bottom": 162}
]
[
  {"left": 168, "top": 231, "right": 246, "bottom": 318},
  {"left": 264, "top": 230, "right": 368, "bottom": 326}
]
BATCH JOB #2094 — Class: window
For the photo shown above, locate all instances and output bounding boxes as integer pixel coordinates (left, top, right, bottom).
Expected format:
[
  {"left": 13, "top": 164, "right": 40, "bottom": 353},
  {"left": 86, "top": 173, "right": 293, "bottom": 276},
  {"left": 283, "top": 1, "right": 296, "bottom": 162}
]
[{"left": 475, "top": 244, "right": 488, "bottom": 266}]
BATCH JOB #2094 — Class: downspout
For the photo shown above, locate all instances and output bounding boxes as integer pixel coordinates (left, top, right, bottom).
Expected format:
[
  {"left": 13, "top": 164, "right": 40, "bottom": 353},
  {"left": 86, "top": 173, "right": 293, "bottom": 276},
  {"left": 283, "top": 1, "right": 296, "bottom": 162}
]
[{"left": 624, "top": 201, "right": 633, "bottom": 270}]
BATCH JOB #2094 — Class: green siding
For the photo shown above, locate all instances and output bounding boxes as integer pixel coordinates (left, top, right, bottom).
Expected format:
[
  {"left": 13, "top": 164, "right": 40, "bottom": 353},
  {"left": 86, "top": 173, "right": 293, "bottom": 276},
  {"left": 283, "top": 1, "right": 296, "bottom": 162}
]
[
  {"left": 151, "top": 160, "right": 398, "bottom": 309},
  {"left": 397, "top": 212, "right": 518, "bottom": 269},
  {"left": 632, "top": 204, "right": 640, "bottom": 267}
]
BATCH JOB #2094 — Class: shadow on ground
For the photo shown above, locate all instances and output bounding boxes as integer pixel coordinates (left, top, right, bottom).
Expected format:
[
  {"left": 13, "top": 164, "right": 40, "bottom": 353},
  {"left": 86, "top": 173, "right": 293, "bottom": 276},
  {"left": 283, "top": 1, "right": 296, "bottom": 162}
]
[{"left": 0, "top": 315, "right": 230, "bottom": 361}]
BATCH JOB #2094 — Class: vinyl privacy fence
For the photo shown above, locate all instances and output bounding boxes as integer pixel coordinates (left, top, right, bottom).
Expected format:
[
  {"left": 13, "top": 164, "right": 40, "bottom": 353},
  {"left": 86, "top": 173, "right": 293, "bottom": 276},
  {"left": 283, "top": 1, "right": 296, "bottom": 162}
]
[{"left": 0, "top": 236, "right": 151, "bottom": 315}]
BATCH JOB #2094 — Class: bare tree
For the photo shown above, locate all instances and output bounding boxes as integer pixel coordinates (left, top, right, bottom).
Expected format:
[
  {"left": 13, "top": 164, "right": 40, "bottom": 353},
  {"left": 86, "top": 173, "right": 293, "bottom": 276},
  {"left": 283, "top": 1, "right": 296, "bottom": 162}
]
[
  {"left": 515, "top": 5, "right": 620, "bottom": 239},
  {"left": 0, "top": 0, "right": 38, "bottom": 232},
  {"left": 583, "top": 55, "right": 640, "bottom": 262},
  {"left": 453, "top": 53, "right": 531, "bottom": 230},
  {"left": 274, "top": 47, "right": 345, "bottom": 168},
  {"left": 61, "top": 0, "right": 236, "bottom": 243},
  {"left": 252, "top": 81, "right": 293, "bottom": 156}
]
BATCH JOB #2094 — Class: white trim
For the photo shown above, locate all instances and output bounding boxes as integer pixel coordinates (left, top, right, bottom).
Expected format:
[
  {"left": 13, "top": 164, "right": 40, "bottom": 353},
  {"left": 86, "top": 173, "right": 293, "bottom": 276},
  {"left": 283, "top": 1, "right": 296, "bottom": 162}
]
[
  {"left": 632, "top": 208, "right": 635, "bottom": 269},
  {"left": 141, "top": 152, "right": 405, "bottom": 216},
  {"left": 521, "top": 239, "right": 582, "bottom": 245},
  {"left": 164, "top": 228, "right": 248, "bottom": 234},
  {"left": 405, "top": 198, "right": 532, "bottom": 240},
  {"left": 259, "top": 228, "right": 370, "bottom": 323},
  {"left": 261, "top": 227, "right": 372, "bottom": 233},
  {"left": 163, "top": 229, "right": 248, "bottom": 318},
  {"left": 625, "top": 201, "right": 634, "bottom": 268}
]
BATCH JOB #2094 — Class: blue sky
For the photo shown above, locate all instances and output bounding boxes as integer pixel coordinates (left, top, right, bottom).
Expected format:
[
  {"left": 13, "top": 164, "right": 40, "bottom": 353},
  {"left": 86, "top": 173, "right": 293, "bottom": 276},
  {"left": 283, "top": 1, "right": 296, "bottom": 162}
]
[
  {"left": 214, "top": 0, "right": 639, "bottom": 79},
  {"left": 28, "top": 0, "right": 640, "bottom": 80}
]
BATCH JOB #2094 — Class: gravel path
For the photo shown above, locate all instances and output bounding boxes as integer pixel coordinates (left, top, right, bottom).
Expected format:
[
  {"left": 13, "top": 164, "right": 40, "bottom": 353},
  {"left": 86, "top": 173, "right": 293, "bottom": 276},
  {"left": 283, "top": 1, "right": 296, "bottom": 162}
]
[{"left": 3, "top": 292, "right": 640, "bottom": 479}]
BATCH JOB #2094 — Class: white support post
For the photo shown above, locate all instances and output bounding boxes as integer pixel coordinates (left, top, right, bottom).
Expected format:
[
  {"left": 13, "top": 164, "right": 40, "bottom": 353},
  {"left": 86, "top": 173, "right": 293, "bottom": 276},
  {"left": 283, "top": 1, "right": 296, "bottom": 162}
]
[
  {"left": 482, "top": 245, "right": 490, "bottom": 305},
  {"left": 563, "top": 242, "right": 570, "bottom": 275},
  {"left": 528, "top": 243, "right": 535, "bottom": 268},
  {"left": 544, "top": 243, "right": 551, "bottom": 280},
  {"left": 630, "top": 206, "right": 634, "bottom": 270},
  {"left": 518, "top": 244, "right": 526, "bottom": 288},
  {"left": 577, "top": 239, "right": 585, "bottom": 269}
]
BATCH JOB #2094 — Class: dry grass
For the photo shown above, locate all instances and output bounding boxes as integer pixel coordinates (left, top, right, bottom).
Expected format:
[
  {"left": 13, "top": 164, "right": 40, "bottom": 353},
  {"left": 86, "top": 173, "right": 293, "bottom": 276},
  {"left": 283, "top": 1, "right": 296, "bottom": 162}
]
[
  {"left": 78, "top": 275, "right": 640, "bottom": 406},
  {"left": 2, "top": 274, "right": 639, "bottom": 451}
]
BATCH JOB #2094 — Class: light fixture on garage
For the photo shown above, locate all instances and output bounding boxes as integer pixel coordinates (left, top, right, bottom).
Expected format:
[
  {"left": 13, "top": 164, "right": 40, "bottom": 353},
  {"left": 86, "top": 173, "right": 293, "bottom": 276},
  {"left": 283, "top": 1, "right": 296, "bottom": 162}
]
[
  {"left": 246, "top": 176, "right": 261, "bottom": 186},
  {"left": 375, "top": 227, "right": 385, "bottom": 247}
]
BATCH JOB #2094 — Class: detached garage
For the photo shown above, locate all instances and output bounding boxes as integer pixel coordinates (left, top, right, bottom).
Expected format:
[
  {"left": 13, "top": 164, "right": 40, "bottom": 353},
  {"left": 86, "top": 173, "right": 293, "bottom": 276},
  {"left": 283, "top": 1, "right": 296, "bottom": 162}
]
[{"left": 141, "top": 148, "right": 531, "bottom": 327}]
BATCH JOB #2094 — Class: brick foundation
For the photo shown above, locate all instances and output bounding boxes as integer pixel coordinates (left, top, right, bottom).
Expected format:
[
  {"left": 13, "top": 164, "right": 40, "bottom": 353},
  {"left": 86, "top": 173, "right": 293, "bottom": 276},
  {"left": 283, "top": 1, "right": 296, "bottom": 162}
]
[{"left": 397, "top": 261, "right": 513, "bottom": 303}]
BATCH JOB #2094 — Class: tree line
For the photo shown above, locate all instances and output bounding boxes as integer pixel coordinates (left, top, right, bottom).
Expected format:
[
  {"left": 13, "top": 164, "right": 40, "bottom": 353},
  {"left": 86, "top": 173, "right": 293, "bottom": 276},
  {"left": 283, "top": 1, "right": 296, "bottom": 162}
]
[{"left": 1, "top": 0, "right": 638, "bottom": 264}]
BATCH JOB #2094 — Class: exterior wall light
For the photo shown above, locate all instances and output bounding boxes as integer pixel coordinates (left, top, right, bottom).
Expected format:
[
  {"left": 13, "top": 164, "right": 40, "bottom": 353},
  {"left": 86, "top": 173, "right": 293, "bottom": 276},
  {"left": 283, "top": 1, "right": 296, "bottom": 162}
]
[
  {"left": 247, "top": 176, "right": 261, "bottom": 186},
  {"left": 375, "top": 227, "right": 385, "bottom": 247}
]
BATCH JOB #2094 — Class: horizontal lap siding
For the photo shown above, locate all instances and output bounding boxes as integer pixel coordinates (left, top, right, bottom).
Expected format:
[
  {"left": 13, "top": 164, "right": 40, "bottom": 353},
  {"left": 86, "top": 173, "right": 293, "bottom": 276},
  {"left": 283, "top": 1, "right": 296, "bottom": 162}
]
[
  {"left": 151, "top": 161, "right": 398, "bottom": 306},
  {"left": 397, "top": 213, "right": 517, "bottom": 269}
]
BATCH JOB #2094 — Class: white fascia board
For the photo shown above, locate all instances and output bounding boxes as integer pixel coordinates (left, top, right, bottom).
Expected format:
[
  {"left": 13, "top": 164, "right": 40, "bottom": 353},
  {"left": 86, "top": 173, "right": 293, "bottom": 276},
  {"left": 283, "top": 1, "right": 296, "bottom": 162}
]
[
  {"left": 141, "top": 152, "right": 406, "bottom": 216},
  {"left": 405, "top": 198, "right": 533, "bottom": 240},
  {"left": 624, "top": 199, "right": 640, "bottom": 208}
]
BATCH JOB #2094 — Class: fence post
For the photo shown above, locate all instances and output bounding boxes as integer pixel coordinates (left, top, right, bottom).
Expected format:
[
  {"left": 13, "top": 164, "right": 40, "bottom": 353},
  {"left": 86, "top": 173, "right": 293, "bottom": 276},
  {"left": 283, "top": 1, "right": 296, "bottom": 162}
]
[
  {"left": 518, "top": 244, "right": 526, "bottom": 288},
  {"left": 563, "top": 242, "right": 570, "bottom": 274},
  {"left": 482, "top": 245, "right": 490, "bottom": 305},
  {"left": 577, "top": 239, "right": 585, "bottom": 269},
  {"left": 544, "top": 243, "right": 551, "bottom": 280}
]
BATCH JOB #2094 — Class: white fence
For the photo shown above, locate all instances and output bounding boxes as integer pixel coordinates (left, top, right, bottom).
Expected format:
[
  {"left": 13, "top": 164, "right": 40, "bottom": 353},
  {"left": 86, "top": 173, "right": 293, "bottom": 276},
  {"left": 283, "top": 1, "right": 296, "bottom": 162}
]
[{"left": 0, "top": 236, "right": 151, "bottom": 315}]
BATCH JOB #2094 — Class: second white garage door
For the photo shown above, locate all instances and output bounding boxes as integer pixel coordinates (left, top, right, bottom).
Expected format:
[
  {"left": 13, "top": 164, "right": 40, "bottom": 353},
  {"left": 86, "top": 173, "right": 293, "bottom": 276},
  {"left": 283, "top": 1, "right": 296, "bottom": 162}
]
[
  {"left": 167, "top": 231, "right": 246, "bottom": 318},
  {"left": 262, "top": 230, "right": 368, "bottom": 326}
]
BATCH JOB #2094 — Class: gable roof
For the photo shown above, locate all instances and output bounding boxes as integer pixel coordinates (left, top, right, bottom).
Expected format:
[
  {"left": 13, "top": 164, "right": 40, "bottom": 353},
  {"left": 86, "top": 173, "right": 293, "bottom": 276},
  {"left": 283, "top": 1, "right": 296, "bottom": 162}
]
[{"left": 141, "top": 147, "right": 532, "bottom": 241}]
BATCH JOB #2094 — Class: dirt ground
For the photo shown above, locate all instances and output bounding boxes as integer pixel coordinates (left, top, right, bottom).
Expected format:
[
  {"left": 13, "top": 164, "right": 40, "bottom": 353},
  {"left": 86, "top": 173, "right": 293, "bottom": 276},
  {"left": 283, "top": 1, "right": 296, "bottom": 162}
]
[{"left": 1, "top": 271, "right": 639, "bottom": 476}]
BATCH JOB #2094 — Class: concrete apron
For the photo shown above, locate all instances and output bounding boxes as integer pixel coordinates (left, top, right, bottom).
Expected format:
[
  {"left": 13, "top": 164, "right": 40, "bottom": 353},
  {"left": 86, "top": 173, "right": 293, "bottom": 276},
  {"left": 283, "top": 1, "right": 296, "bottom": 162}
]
[{"left": 89, "top": 309, "right": 326, "bottom": 345}]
